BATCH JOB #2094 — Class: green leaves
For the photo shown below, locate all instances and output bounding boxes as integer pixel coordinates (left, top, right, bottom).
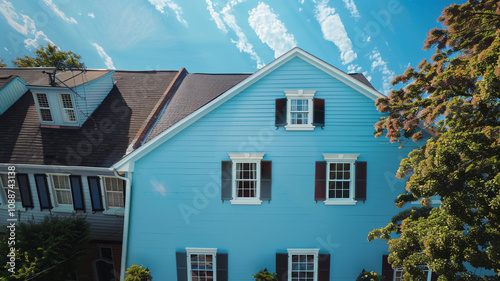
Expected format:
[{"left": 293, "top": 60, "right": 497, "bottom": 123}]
[{"left": 12, "top": 43, "right": 83, "bottom": 68}]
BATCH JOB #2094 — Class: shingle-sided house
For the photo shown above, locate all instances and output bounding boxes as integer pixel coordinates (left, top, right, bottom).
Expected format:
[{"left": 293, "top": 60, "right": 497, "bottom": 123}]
[
  {"left": 0, "top": 67, "right": 186, "bottom": 281},
  {"left": 112, "top": 48, "right": 428, "bottom": 281}
]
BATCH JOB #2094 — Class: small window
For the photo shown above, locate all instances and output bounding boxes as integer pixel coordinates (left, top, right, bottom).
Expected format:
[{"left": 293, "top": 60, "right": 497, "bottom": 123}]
[
  {"left": 222, "top": 153, "right": 272, "bottom": 205},
  {"left": 101, "top": 176, "right": 125, "bottom": 208},
  {"left": 35, "top": 93, "right": 53, "bottom": 122},
  {"left": 186, "top": 248, "right": 217, "bottom": 281},
  {"left": 0, "top": 173, "right": 21, "bottom": 203},
  {"left": 288, "top": 249, "right": 319, "bottom": 281},
  {"left": 274, "top": 90, "right": 324, "bottom": 131},
  {"left": 59, "top": 93, "right": 77, "bottom": 123},
  {"left": 50, "top": 174, "right": 73, "bottom": 205}
]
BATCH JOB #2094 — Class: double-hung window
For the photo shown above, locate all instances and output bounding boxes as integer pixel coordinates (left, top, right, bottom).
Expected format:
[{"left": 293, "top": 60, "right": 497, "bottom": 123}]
[
  {"left": 35, "top": 93, "right": 53, "bottom": 122},
  {"left": 315, "top": 154, "right": 367, "bottom": 205},
  {"left": 275, "top": 90, "right": 325, "bottom": 131},
  {"left": 221, "top": 153, "right": 272, "bottom": 205},
  {"left": 93, "top": 176, "right": 125, "bottom": 216},
  {"left": 0, "top": 173, "right": 21, "bottom": 204},
  {"left": 288, "top": 249, "right": 318, "bottom": 281},
  {"left": 102, "top": 176, "right": 125, "bottom": 208},
  {"left": 186, "top": 248, "right": 217, "bottom": 281},
  {"left": 59, "top": 93, "right": 77, "bottom": 123},
  {"left": 50, "top": 174, "right": 73, "bottom": 206}
]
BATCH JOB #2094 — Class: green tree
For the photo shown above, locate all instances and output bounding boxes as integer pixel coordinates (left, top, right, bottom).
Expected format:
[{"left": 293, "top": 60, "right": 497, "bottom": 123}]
[
  {"left": 0, "top": 58, "right": 6, "bottom": 67},
  {"left": 368, "top": 1, "right": 500, "bottom": 280},
  {"left": 0, "top": 215, "right": 90, "bottom": 281},
  {"left": 12, "top": 43, "right": 83, "bottom": 68}
]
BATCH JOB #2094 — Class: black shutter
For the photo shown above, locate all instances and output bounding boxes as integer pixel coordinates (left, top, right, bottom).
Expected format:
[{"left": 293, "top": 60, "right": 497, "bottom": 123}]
[
  {"left": 312, "top": 98, "right": 325, "bottom": 128},
  {"left": 431, "top": 271, "right": 438, "bottom": 281},
  {"left": 88, "top": 176, "right": 104, "bottom": 211},
  {"left": 382, "top": 255, "right": 394, "bottom": 281},
  {"left": 70, "top": 175, "right": 85, "bottom": 211},
  {"left": 17, "top": 174, "right": 33, "bottom": 208},
  {"left": 275, "top": 98, "right": 287, "bottom": 127},
  {"left": 176, "top": 252, "right": 188, "bottom": 281},
  {"left": 221, "top": 161, "right": 232, "bottom": 202},
  {"left": 260, "top": 161, "right": 272, "bottom": 202},
  {"left": 34, "top": 174, "right": 52, "bottom": 210},
  {"left": 318, "top": 254, "right": 330, "bottom": 281},
  {"left": 276, "top": 253, "right": 288, "bottom": 281},
  {"left": 122, "top": 179, "right": 126, "bottom": 206},
  {"left": 315, "top": 161, "right": 327, "bottom": 202},
  {"left": 217, "top": 253, "right": 228, "bottom": 281},
  {"left": 355, "top": 161, "right": 367, "bottom": 202}
]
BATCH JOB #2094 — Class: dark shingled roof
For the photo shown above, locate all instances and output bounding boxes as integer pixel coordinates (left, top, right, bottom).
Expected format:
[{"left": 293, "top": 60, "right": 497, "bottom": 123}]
[
  {"left": 0, "top": 75, "right": 18, "bottom": 90},
  {"left": 0, "top": 69, "right": 179, "bottom": 167},
  {"left": 30, "top": 69, "right": 112, "bottom": 87},
  {"left": 349, "top": 73, "right": 375, "bottom": 89},
  {"left": 146, "top": 73, "right": 251, "bottom": 142}
]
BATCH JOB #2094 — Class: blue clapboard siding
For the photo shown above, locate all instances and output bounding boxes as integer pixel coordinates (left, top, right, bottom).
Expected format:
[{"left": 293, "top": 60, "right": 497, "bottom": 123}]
[
  {"left": 0, "top": 170, "right": 123, "bottom": 241},
  {"left": 126, "top": 57, "right": 422, "bottom": 280},
  {"left": 0, "top": 77, "right": 27, "bottom": 115}
]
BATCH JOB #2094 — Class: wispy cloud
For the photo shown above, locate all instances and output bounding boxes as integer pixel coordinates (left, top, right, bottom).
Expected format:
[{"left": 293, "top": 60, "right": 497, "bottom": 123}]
[
  {"left": 0, "top": 0, "right": 36, "bottom": 35},
  {"left": 147, "top": 0, "right": 188, "bottom": 26},
  {"left": 206, "top": 0, "right": 227, "bottom": 33},
  {"left": 248, "top": 3, "right": 297, "bottom": 58},
  {"left": 369, "top": 48, "right": 395, "bottom": 95},
  {"left": 347, "top": 64, "right": 362, "bottom": 73},
  {"left": 88, "top": 12, "right": 95, "bottom": 19},
  {"left": 341, "top": 0, "right": 360, "bottom": 18},
  {"left": 314, "top": 0, "right": 357, "bottom": 65},
  {"left": 91, "top": 42, "right": 115, "bottom": 69},
  {"left": 220, "top": 2, "right": 264, "bottom": 68},
  {"left": 24, "top": 31, "right": 54, "bottom": 51},
  {"left": 42, "top": 0, "right": 77, "bottom": 24}
]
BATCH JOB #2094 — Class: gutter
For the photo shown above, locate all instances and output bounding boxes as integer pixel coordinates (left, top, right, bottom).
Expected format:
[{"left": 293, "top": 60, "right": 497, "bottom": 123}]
[{"left": 113, "top": 168, "right": 132, "bottom": 281}]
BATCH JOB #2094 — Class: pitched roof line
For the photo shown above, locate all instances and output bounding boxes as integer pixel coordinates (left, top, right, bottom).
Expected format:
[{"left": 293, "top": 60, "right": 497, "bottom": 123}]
[{"left": 127, "top": 68, "right": 188, "bottom": 153}]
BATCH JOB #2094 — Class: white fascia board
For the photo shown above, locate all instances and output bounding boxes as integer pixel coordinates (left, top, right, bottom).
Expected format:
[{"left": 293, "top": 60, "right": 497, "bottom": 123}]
[
  {"left": 0, "top": 163, "right": 113, "bottom": 173},
  {"left": 111, "top": 47, "right": 383, "bottom": 172}
]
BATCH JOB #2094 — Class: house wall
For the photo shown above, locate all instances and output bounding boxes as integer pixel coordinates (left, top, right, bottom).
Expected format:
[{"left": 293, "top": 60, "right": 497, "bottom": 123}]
[
  {"left": 0, "top": 77, "right": 27, "bottom": 115},
  {"left": 126, "top": 57, "right": 422, "bottom": 280},
  {"left": 0, "top": 166, "right": 123, "bottom": 241}
]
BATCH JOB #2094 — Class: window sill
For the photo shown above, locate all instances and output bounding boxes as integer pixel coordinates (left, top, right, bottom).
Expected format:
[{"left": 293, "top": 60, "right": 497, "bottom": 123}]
[
  {"left": 230, "top": 199, "right": 262, "bottom": 205},
  {"left": 285, "top": 124, "right": 315, "bottom": 131},
  {"left": 52, "top": 205, "right": 76, "bottom": 213},
  {"left": 324, "top": 200, "right": 357, "bottom": 206},
  {"left": 103, "top": 208, "right": 125, "bottom": 216}
]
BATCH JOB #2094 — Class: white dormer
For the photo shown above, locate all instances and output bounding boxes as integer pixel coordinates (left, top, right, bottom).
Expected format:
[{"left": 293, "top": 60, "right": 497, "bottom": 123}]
[{"left": 26, "top": 70, "right": 115, "bottom": 127}]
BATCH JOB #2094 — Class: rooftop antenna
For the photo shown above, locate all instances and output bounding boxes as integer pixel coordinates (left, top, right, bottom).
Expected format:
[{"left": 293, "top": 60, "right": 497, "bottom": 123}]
[{"left": 42, "top": 60, "right": 87, "bottom": 87}]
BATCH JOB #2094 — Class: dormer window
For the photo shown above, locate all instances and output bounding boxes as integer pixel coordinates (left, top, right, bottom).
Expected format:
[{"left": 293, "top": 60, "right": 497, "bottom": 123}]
[
  {"left": 35, "top": 93, "right": 53, "bottom": 122},
  {"left": 275, "top": 90, "right": 325, "bottom": 131},
  {"left": 59, "top": 93, "right": 76, "bottom": 123}
]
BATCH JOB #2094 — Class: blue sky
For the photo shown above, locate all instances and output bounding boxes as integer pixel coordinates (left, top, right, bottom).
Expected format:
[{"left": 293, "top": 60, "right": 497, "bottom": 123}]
[{"left": 0, "top": 0, "right": 461, "bottom": 94}]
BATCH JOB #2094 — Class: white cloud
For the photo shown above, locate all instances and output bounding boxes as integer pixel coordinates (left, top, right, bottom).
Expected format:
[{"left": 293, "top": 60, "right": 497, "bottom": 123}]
[
  {"left": 91, "top": 42, "right": 115, "bottom": 69},
  {"left": 347, "top": 64, "right": 362, "bottom": 73},
  {"left": 362, "top": 71, "right": 372, "bottom": 82},
  {"left": 341, "top": 0, "right": 360, "bottom": 18},
  {"left": 314, "top": 0, "right": 357, "bottom": 65},
  {"left": 24, "top": 31, "right": 54, "bottom": 51},
  {"left": 42, "top": 0, "right": 78, "bottom": 24},
  {"left": 248, "top": 3, "right": 297, "bottom": 58},
  {"left": 369, "top": 49, "right": 395, "bottom": 95},
  {"left": 206, "top": 0, "right": 227, "bottom": 33},
  {"left": 0, "top": 0, "right": 36, "bottom": 35},
  {"left": 221, "top": 2, "right": 264, "bottom": 68},
  {"left": 88, "top": 12, "right": 95, "bottom": 19},
  {"left": 147, "top": 0, "right": 188, "bottom": 26}
]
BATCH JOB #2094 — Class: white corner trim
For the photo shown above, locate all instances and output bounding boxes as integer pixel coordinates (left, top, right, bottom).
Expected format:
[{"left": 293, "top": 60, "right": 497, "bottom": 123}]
[
  {"left": 186, "top": 248, "right": 218, "bottom": 254},
  {"left": 228, "top": 153, "right": 265, "bottom": 161},
  {"left": 322, "top": 153, "right": 360, "bottom": 161},
  {"left": 324, "top": 200, "right": 357, "bottom": 206},
  {"left": 287, "top": 249, "right": 319, "bottom": 255},
  {"left": 285, "top": 124, "right": 315, "bottom": 131},
  {"left": 284, "top": 89, "right": 316, "bottom": 98},
  {"left": 230, "top": 199, "right": 263, "bottom": 205}
]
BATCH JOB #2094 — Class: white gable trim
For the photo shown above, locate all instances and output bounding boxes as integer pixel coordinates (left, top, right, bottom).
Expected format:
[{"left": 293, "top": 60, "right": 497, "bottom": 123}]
[{"left": 111, "top": 47, "right": 384, "bottom": 172}]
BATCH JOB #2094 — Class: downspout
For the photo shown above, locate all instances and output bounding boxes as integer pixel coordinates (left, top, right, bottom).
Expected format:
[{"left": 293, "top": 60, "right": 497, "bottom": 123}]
[{"left": 113, "top": 168, "right": 132, "bottom": 281}]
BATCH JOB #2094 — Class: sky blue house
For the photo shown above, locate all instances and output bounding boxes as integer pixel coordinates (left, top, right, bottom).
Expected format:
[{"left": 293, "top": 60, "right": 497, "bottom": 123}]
[{"left": 112, "top": 48, "right": 425, "bottom": 281}]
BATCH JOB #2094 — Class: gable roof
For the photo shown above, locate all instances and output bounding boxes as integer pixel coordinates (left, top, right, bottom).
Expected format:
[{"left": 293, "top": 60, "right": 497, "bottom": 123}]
[
  {"left": 29, "top": 69, "right": 112, "bottom": 88},
  {"left": 111, "top": 47, "right": 384, "bottom": 171},
  {"left": 0, "top": 69, "right": 180, "bottom": 167},
  {"left": 0, "top": 75, "right": 18, "bottom": 90}
]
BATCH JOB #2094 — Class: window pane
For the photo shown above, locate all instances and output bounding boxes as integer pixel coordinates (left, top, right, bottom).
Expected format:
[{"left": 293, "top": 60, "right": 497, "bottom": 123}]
[
  {"left": 0, "top": 174, "right": 21, "bottom": 203},
  {"left": 328, "top": 162, "right": 352, "bottom": 199},
  {"left": 103, "top": 177, "right": 124, "bottom": 208},
  {"left": 190, "top": 254, "right": 214, "bottom": 281},
  {"left": 40, "top": 108, "right": 53, "bottom": 121},
  {"left": 52, "top": 175, "right": 72, "bottom": 205},
  {"left": 235, "top": 162, "right": 257, "bottom": 198}
]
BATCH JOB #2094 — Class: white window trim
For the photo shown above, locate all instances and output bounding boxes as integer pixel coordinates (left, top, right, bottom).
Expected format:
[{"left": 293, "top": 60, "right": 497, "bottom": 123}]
[
  {"left": 46, "top": 173, "right": 75, "bottom": 213},
  {"left": 322, "top": 154, "right": 359, "bottom": 205},
  {"left": 58, "top": 93, "right": 78, "bottom": 124},
  {"left": 0, "top": 173, "right": 23, "bottom": 210},
  {"left": 284, "top": 90, "right": 316, "bottom": 131},
  {"left": 287, "top": 249, "right": 319, "bottom": 281},
  {"left": 394, "top": 267, "right": 432, "bottom": 281},
  {"left": 98, "top": 175, "right": 125, "bottom": 216},
  {"left": 228, "top": 153, "right": 264, "bottom": 205},
  {"left": 186, "top": 248, "right": 217, "bottom": 281},
  {"left": 34, "top": 93, "right": 54, "bottom": 124}
]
